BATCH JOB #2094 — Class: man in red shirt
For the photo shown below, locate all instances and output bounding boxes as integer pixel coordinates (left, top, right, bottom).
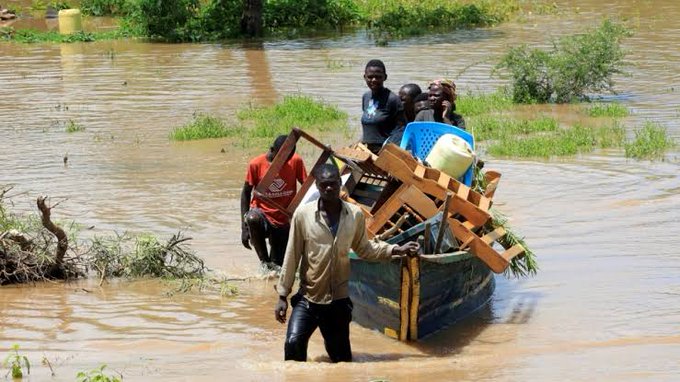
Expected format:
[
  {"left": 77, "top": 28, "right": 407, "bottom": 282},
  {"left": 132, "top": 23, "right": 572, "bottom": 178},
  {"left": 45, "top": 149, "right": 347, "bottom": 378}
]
[{"left": 241, "top": 135, "right": 308, "bottom": 268}]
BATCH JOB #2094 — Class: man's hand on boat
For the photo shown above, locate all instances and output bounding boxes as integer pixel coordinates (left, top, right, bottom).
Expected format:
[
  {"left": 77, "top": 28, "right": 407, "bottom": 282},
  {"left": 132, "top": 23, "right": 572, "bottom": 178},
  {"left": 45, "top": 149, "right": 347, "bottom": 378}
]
[
  {"left": 275, "top": 296, "right": 288, "bottom": 324},
  {"left": 392, "top": 241, "right": 420, "bottom": 258}
]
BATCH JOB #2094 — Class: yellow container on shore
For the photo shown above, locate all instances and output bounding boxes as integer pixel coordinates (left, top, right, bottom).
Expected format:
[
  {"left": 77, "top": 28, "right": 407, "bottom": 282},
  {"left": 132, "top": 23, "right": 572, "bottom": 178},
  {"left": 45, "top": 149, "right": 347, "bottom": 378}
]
[{"left": 58, "top": 9, "right": 83, "bottom": 35}]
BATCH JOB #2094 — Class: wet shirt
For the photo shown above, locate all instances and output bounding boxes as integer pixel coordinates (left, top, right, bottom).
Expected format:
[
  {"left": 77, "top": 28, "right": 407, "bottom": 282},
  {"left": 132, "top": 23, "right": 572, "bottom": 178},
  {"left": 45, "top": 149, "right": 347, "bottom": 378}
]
[
  {"left": 276, "top": 200, "right": 396, "bottom": 304},
  {"left": 245, "top": 153, "right": 307, "bottom": 227},
  {"left": 361, "top": 87, "right": 406, "bottom": 144},
  {"left": 414, "top": 109, "right": 467, "bottom": 130}
]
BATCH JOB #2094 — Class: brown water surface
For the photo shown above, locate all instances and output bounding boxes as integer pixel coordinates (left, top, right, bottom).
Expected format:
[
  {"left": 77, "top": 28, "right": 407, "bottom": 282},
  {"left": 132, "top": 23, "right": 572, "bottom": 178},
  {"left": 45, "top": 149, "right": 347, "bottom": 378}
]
[{"left": 1, "top": 0, "right": 680, "bottom": 380}]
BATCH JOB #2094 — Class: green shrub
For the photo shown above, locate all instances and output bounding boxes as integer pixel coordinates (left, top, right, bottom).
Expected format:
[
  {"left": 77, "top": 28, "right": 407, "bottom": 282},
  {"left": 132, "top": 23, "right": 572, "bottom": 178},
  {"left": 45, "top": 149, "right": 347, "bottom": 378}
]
[
  {"left": 496, "top": 19, "right": 631, "bottom": 103},
  {"left": 3, "top": 344, "right": 30, "bottom": 379},
  {"left": 586, "top": 102, "right": 629, "bottom": 117},
  {"left": 170, "top": 113, "right": 243, "bottom": 141},
  {"left": 624, "top": 122, "right": 675, "bottom": 160},
  {"left": 80, "top": 0, "right": 130, "bottom": 16},
  {"left": 129, "top": 0, "right": 200, "bottom": 41},
  {"left": 264, "top": 0, "right": 361, "bottom": 30}
]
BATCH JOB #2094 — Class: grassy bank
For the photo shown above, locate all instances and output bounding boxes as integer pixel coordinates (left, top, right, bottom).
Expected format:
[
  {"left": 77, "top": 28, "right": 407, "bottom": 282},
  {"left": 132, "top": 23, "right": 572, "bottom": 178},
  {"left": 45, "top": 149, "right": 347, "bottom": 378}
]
[
  {"left": 2, "top": 0, "right": 545, "bottom": 43},
  {"left": 170, "top": 95, "right": 348, "bottom": 142}
]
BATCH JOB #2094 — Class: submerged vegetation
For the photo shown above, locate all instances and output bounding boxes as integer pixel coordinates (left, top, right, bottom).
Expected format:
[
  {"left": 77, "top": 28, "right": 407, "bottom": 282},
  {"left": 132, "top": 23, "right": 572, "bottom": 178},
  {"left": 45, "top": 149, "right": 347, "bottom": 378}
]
[
  {"left": 3, "top": 344, "right": 30, "bottom": 379},
  {"left": 496, "top": 19, "right": 631, "bottom": 103},
  {"left": 76, "top": 364, "right": 122, "bottom": 382},
  {"left": 169, "top": 113, "right": 240, "bottom": 141},
  {"left": 170, "top": 95, "right": 348, "bottom": 142},
  {"left": 586, "top": 102, "right": 630, "bottom": 118},
  {"left": 462, "top": 89, "right": 673, "bottom": 159},
  {"left": 624, "top": 122, "right": 675, "bottom": 160},
  {"left": 0, "top": 188, "right": 239, "bottom": 295}
]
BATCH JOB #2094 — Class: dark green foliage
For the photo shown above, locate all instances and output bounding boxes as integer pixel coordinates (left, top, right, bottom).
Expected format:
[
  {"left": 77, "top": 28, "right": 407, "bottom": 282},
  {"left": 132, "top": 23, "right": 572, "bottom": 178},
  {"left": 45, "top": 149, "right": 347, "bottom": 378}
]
[
  {"left": 80, "top": 0, "right": 130, "bottom": 16},
  {"left": 264, "top": 0, "right": 361, "bottom": 30},
  {"left": 496, "top": 19, "right": 631, "bottom": 103},
  {"left": 0, "top": 26, "right": 127, "bottom": 43},
  {"left": 129, "top": 0, "right": 201, "bottom": 41}
]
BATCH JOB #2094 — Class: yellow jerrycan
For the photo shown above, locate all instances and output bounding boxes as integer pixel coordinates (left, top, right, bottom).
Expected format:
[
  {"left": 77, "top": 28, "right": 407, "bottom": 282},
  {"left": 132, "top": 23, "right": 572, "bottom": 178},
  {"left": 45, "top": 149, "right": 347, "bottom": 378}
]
[{"left": 425, "top": 133, "right": 474, "bottom": 179}]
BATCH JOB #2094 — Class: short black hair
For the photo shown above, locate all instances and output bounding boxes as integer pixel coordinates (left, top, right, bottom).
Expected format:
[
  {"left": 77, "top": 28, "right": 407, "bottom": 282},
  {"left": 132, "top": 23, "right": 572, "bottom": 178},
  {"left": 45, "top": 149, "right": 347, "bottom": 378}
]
[
  {"left": 313, "top": 163, "right": 340, "bottom": 180},
  {"left": 365, "top": 59, "right": 386, "bottom": 73},
  {"left": 400, "top": 83, "right": 422, "bottom": 97},
  {"left": 414, "top": 92, "right": 429, "bottom": 102},
  {"left": 272, "top": 135, "right": 288, "bottom": 151}
]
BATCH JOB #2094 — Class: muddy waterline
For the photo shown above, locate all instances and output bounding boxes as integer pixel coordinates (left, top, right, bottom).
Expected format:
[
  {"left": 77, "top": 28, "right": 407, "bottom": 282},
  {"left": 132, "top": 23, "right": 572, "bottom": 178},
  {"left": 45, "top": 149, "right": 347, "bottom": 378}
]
[{"left": 1, "top": 0, "right": 680, "bottom": 380}]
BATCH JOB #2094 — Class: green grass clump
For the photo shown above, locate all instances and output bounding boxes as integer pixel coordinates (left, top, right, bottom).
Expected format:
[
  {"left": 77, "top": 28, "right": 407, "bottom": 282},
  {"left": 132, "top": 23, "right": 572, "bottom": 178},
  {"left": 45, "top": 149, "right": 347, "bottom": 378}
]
[
  {"left": 470, "top": 115, "right": 558, "bottom": 141},
  {"left": 456, "top": 91, "right": 513, "bottom": 117},
  {"left": 0, "top": 27, "right": 127, "bottom": 43},
  {"left": 237, "top": 95, "right": 348, "bottom": 138},
  {"left": 486, "top": 122, "right": 627, "bottom": 158},
  {"left": 586, "top": 102, "right": 629, "bottom": 117},
  {"left": 65, "top": 120, "right": 85, "bottom": 133},
  {"left": 624, "top": 122, "right": 675, "bottom": 160},
  {"left": 169, "top": 113, "right": 243, "bottom": 141}
]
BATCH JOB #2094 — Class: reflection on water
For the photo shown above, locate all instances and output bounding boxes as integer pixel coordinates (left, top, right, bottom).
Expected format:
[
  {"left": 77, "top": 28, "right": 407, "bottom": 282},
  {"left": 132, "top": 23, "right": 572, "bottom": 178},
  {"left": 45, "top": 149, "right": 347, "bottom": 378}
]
[{"left": 1, "top": 0, "right": 680, "bottom": 380}]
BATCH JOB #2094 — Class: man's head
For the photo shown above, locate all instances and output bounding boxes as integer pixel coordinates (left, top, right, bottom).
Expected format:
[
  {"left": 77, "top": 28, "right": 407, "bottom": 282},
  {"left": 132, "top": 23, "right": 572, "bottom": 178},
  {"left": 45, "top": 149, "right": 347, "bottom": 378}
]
[
  {"left": 413, "top": 92, "right": 430, "bottom": 115},
  {"left": 313, "top": 163, "right": 341, "bottom": 202},
  {"left": 364, "top": 59, "right": 387, "bottom": 92},
  {"left": 269, "top": 134, "right": 295, "bottom": 161}
]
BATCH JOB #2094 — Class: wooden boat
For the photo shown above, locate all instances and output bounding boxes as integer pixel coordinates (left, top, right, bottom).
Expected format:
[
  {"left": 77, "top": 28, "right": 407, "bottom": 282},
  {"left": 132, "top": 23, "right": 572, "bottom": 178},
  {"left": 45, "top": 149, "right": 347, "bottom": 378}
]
[
  {"left": 256, "top": 128, "right": 525, "bottom": 341},
  {"left": 349, "top": 251, "right": 494, "bottom": 340}
]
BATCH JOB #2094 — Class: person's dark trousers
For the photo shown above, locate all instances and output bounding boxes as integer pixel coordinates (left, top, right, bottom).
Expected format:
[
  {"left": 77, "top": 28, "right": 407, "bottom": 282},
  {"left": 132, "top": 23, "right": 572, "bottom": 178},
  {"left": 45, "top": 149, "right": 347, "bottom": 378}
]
[{"left": 284, "top": 294, "right": 353, "bottom": 362}]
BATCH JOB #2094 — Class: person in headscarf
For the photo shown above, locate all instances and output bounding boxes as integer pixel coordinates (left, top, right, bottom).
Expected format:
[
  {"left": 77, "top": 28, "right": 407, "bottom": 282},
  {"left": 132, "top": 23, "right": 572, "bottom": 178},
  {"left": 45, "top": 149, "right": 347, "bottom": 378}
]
[{"left": 414, "top": 79, "right": 466, "bottom": 130}]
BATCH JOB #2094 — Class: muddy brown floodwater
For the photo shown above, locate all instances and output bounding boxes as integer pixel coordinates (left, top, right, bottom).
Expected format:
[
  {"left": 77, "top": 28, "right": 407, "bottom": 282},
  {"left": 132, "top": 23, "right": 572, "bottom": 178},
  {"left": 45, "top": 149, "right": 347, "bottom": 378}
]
[{"left": 1, "top": 0, "right": 680, "bottom": 380}]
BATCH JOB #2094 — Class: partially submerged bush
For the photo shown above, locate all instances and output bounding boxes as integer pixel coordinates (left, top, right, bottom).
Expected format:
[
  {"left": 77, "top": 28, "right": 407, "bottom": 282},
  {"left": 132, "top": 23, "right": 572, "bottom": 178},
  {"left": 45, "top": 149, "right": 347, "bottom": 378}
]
[
  {"left": 89, "top": 232, "right": 206, "bottom": 281},
  {"left": 624, "top": 122, "right": 675, "bottom": 160},
  {"left": 496, "top": 19, "right": 631, "bottom": 103},
  {"left": 265, "top": 0, "right": 361, "bottom": 30}
]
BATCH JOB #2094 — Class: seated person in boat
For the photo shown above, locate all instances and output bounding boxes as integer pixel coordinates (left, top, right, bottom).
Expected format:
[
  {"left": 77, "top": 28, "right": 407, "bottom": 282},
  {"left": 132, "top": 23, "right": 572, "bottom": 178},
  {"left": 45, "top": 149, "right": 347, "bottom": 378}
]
[
  {"left": 413, "top": 92, "right": 430, "bottom": 117},
  {"left": 361, "top": 59, "right": 407, "bottom": 154},
  {"left": 398, "top": 83, "right": 422, "bottom": 123},
  {"left": 414, "top": 79, "right": 466, "bottom": 130},
  {"left": 240, "top": 135, "right": 307, "bottom": 268},
  {"left": 274, "top": 164, "right": 419, "bottom": 362}
]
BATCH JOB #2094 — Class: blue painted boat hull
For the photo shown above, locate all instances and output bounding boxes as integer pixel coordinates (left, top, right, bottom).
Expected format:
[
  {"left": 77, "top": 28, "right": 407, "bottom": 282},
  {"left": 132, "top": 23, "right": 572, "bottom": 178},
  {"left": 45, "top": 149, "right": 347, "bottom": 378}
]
[{"left": 349, "top": 252, "right": 494, "bottom": 340}]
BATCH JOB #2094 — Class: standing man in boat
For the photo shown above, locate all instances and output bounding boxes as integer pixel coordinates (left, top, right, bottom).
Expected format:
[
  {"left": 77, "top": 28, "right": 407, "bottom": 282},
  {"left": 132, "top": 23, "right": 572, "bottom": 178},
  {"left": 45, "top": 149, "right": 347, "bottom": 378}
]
[
  {"left": 240, "top": 135, "right": 307, "bottom": 269},
  {"left": 274, "top": 163, "right": 419, "bottom": 362}
]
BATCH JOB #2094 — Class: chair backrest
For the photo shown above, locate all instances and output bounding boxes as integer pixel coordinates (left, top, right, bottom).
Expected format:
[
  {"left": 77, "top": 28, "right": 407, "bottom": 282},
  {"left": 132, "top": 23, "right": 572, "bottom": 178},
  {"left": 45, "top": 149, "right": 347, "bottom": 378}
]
[{"left": 399, "top": 122, "right": 475, "bottom": 186}]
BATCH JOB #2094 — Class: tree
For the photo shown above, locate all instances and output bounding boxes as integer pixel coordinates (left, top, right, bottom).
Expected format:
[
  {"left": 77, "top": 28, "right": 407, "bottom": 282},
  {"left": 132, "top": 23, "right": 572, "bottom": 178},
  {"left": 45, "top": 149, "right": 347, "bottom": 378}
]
[{"left": 241, "top": 0, "right": 263, "bottom": 37}]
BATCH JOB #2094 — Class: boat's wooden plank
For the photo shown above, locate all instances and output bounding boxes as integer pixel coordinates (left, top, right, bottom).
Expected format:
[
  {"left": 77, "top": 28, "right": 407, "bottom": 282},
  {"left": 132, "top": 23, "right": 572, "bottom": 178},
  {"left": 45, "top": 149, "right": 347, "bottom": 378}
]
[
  {"left": 409, "top": 256, "right": 420, "bottom": 341},
  {"left": 448, "top": 219, "right": 510, "bottom": 273},
  {"left": 399, "top": 259, "right": 411, "bottom": 341},
  {"left": 375, "top": 149, "right": 490, "bottom": 227}
]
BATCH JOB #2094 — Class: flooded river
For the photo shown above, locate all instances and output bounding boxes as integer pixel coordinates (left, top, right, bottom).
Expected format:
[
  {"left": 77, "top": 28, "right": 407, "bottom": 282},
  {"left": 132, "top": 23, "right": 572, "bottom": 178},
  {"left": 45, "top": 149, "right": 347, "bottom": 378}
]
[{"left": 1, "top": 0, "right": 680, "bottom": 380}]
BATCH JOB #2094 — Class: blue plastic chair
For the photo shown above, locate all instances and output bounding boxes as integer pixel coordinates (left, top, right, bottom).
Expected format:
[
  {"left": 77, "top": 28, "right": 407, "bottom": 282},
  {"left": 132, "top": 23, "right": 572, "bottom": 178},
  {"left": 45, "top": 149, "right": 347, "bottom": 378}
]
[{"left": 399, "top": 121, "right": 475, "bottom": 186}]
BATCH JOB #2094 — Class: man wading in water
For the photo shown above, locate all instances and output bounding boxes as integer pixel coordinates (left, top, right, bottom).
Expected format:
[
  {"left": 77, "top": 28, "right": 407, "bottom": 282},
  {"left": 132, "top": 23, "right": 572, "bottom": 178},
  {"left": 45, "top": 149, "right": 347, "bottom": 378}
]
[
  {"left": 274, "top": 163, "right": 419, "bottom": 362},
  {"left": 241, "top": 135, "right": 307, "bottom": 269}
]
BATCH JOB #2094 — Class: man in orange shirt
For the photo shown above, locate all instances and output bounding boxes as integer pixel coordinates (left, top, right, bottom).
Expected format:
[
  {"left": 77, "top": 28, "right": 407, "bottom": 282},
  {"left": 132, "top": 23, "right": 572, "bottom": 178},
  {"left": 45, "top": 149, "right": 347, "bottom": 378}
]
[{"left": 241, "top": 135, "right": 308, "bottom": 268}]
